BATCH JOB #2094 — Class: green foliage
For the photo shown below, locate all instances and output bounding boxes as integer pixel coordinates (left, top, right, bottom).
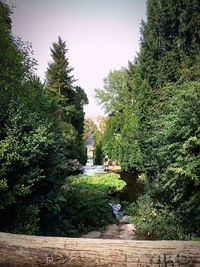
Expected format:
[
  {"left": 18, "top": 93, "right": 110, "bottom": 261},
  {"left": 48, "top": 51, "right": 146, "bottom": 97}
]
[
  {"left": 0, "top": 81, "right": 72, "bottom": 233},
  {"left": 39, "top": 173, "right": 125, "bottom": 235},
  {"left": 126, "top": 195, "right": 187, "bottom": 240},
  {"left": 85, "top": 116, "right": 107, "bottom": 165},
  {"left": 93, "top": 142, "right": 104, "bottom": 165},
  {"left": 41, "top": 190, "right": 114, "bottom": 236},
  {"left": 10, "top": 204, "right": 40, "bottom": 235},
  {"left": 0, "top": 2, "right": 88, "bottom": 235},
  {"left": 46, "top": 37, "right": 88, "bottom": 164},
  {"left": 139, "top": 0, "right": 200, "bottom": 88},
  {"left": 46, "top": 36, "right": 75, "bottom": 97},
  {"left": 134, "top": 0, "right": 200, "bottom": 238},
  {"left": 95, "top": 0, "right": 200, "bottom": 239},
  {"left": 67, "top": 173, "right": 126, "bottom": 194},
  {"left": 95, "top": 68, "right": 131, "bottom": 114},
  {"left": 96, "top": 64, "right": 142, "bottom": 171},
  {"left": 142, "top": 81, "right": 200, "bottom": 237},
  {"left": 102, "top": 113, "right": 123, "bottom": 161}
]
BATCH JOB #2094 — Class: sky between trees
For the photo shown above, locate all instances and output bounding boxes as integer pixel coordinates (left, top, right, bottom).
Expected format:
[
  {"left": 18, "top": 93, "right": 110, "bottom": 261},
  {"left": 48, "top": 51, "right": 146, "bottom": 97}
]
[{"left": 6, "top": 0, "right": 146, "bottom": 116}]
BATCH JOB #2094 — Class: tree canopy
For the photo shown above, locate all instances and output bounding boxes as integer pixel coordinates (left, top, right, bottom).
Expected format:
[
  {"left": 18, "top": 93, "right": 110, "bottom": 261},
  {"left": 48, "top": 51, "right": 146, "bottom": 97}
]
[
  {"left": 1, "top": 0, "right": 199, "bottom": 240},
  {"left": 0, "top": 1, "right": 88, "bottom": 235},
  {"left": 96, "top": 0, "right": 200, "bottom": 239}
]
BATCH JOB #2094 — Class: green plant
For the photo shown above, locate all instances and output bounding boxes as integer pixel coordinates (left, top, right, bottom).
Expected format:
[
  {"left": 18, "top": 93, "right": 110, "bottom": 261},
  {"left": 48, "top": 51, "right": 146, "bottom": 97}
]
[
  {"left": 66, "top": 173, "right": 126, "bottom": 194},
  {"left": 39, "top": 173, "right": 126, "bottom": 236},
  {"left": 129, "top": 195, "right": 188, "bottom": 240}
]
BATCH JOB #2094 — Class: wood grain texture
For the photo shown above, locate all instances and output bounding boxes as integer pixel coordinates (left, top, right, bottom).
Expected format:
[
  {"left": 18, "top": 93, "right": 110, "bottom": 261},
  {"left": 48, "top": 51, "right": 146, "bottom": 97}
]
[{"left": 0, "top": 232, "right": 200, "bottom": 267}]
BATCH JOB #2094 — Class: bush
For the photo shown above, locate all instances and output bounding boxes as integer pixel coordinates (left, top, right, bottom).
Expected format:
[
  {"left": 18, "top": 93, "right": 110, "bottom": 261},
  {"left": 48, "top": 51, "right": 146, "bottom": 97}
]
[
  {"left": 39, "top": 173, "right": 126, "bottom": 236},
  {"left": 126, "top": 194, "right": 187, "bottom": 240},
  {"left": 10, "top": 204, "right": 40, "bottom": 235}
]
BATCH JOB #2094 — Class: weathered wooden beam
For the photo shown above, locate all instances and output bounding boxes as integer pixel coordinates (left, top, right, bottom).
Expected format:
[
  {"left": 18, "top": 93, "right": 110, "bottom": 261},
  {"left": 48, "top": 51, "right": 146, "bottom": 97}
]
[{"left": 0, "top": 232, "right": 200, "bottom": 267}]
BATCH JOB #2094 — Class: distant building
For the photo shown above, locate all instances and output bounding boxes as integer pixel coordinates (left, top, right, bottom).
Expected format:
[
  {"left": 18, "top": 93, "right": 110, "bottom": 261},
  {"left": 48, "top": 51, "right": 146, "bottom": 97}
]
[
  {"left": 87, "top": 145, "right": 94, "bottom": 158},
  {"left": 85, "top": 127, "right": 94, "bottom": 158}
]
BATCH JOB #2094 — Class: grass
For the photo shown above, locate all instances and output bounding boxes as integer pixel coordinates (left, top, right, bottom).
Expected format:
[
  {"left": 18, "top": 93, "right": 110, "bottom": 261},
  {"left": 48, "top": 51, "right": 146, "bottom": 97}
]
[
  {"left": 57, "top": 173, "right": 127, "bottom": 234},
  {"left": 66, "top": 173, "right": 126, "bottom": 195}
]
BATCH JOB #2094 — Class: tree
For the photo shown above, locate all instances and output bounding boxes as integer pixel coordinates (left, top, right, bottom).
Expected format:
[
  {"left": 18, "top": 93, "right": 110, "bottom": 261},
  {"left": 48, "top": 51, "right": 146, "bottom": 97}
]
[
  {"left": 95, "top": 68, "right": 133, "bottom": 114},
  {"left": 92, "top": 116, "right": 107, "bottom": 165},
  {"left": 46, "top": 36, "right": 75, "bottom": 98},
  {"left": 96, "top": 0, "right": 200, "bottom": 238},
  {"left": 138, "top": 0, "right": 200, "bottom": 88},
  {"left": 0, "top": 1, "right": 26, "bottom": 139},
  {"left": 95, "top": 65, "right": 142, "bottom": 171},
  {"left": 131, "top": 0, "right": 200, "bottom": 238},
  {"left": 0, "top": 2, "right": 75, "bottom": 234},
  {"left": 46, "top": 37, "right": 88, "bottom": 164},
  {"left": 70, "top": 86, "right": 88, "bottom": 164}
]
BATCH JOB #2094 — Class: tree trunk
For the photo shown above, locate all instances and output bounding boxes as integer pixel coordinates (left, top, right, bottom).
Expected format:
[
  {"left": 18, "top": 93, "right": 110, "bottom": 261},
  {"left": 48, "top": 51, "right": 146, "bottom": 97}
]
[{"left": 0, "top": 232, "right": 200, "bottom": 267}]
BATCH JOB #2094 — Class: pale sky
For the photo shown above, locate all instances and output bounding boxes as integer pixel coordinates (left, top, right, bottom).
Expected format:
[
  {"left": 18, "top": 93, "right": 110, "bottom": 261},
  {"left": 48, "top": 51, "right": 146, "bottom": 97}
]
[{"left": 6, "top": 0, "right": 146, "bottom": 116}]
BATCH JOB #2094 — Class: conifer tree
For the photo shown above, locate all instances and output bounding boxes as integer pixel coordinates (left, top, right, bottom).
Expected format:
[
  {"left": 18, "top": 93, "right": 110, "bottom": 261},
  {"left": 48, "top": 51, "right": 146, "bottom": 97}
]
[
  {"left": 0, "top": 2, "right": 73, "bottom": 234},
  {"left": 139, "top": 0, "right": 200, "bottom": 88},
  {"left": 96, "top": 0, "right": 200, "bottom": 238},
  {"left": 46, "top": 37, "right": 88, "bottom": 164},
  {"left": 46, "top": 37, "right": 75, "bottom": 101},
  {"left": 133, "top": 0, "right": 200, "bottom": 238}
]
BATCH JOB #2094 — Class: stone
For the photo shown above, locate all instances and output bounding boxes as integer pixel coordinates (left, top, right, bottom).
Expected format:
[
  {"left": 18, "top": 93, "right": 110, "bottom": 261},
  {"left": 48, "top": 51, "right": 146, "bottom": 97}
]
[
  {"left": 120, "top": 224, "right": 136, "bottom": 232},
  {"left": 66, "top": 159, "right": 83, "bottom": 173},
  {"left": 61, "top": 184, "right": 70, "bottom": 191},
  {"left": 102, "top": 224, "right": 120, "bottom": 237},
  {"left": 119, "top": 215, "right": 131, "bottom": 224},
  {"left": 82, "top": 231, "right": 101, "bottom": 238},
  {"left": 106, "top": 224, "right": 120, "bottom": 231},
  {"left": 80, "top": 223, "right": 136, "bottom": 240},
  {"left": 118, "top": 233, "right": 135, "bottom": 240}
]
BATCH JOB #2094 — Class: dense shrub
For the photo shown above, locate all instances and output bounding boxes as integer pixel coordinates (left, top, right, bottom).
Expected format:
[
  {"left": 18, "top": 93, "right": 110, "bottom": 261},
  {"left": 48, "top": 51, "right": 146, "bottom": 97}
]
[
  {"left": 126, "top": 195, "right": 187, "bottom": 240},
  {"left": 0, "top": 1, "right": 87, "bottom": 235},
  {"left": 39, "top": 173, "right": 126, "bottom": 236}
]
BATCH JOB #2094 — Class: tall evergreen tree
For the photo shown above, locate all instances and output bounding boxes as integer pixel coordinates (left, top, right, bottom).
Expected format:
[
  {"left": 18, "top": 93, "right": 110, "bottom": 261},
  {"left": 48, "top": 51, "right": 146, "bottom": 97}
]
[
  {"left": 139, "top": 0, "right": 200, "bottom": 88},
  {"left": 132, "top": 0, "right": 200, "bottom": 238},
  {"left": 0, "top": 1, "right": 26, "bottom": 138},
  {"left": 0, "top": 2, "right": 73, "bottom": 234},
  {"left": 46, "top": 36, "right": 75, "bottom": 99},
  {"left": 137, "top": 0, "right": 200, "bottom": 174},
  {"left": 46, "top": 37, "right": 88, "bottom": 164},
  {"left": 96, "top": 0, "right": 200, "bottom": 238}
]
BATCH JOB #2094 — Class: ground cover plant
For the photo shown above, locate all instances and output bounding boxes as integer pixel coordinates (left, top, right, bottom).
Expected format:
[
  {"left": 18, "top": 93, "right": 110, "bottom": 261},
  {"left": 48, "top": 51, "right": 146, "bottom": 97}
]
[
  {"left": 67, "top": 173, "right": 126, "bottom": 193},
  {"left": 39, "top": 173, "right": 126, "bottom": 236}
]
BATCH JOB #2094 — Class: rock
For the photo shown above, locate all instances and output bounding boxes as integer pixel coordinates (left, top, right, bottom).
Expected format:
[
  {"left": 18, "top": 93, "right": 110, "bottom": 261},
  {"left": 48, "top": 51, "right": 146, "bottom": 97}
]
[
  {"left": 66, "top": 159, "right": 83, "bottom": 173},
  {"left": 80, "top": 223, "right": 136, "bottom": 240},
  {"left": 117, "top": 223, "right": 136, "bottom": 240},
  {"left": 102, "top": 224, "right": 120, "bottom": 237},
  {"left": 119, "top": 215, "right": 131, "bottom": 224},
  {"left": 118, "top": 233, "right": 135, "bottom": 240},
  {"left": 106, "top": 224, "right": 120, "bottom": 230},
  {"left": 120, "top": 224, "right": 136, "bottom": 232},
  {"left": 82, "top": 231, "right": 101, "bottom": 238},
  {"left": 104, "top": 224, "right": 120, "bottom": 234}
]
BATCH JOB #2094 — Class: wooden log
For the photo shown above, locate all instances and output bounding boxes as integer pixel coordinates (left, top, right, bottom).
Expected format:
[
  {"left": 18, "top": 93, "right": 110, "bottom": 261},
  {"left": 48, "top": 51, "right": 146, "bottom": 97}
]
[{"left": 0, "top": 232, "right": 200, "bottom": 267}]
